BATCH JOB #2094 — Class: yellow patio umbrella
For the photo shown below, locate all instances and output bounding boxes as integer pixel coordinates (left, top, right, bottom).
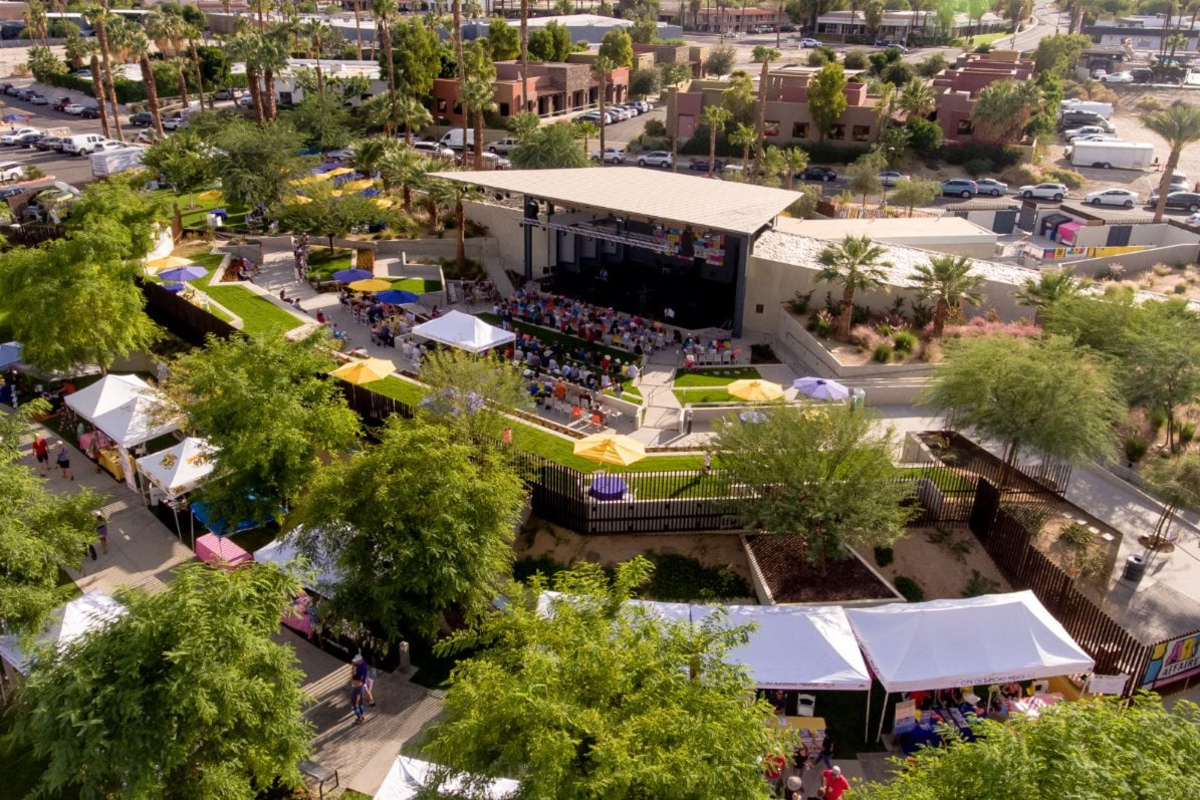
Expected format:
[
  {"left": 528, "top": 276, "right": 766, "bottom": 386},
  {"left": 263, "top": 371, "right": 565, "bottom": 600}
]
[
  {"left": 197, "top": 189, "right": 223, "bottom": 201},
  {"left": 347, "top": 278, "right": 391, "bottom": 292},
  {"left": 289, "top": 174, "right": 325, "bottom": 186},
  {"left": 573, "top": 433, "right": 647, "bottom": 467},
  {"left": 341, "top": 178, "right": 375, "bottom": 192},
  {"left": 373, "top": 197, "right": 394, "bottom": 209},
  {"left": 331, "top": 357, "right": 396, "bottom": 385},
  {"left": 145, "top": 255, "right": 195, "bottom": 272},
  {"left": 288, "top": 194, "right": 313, "bottom": 204},
  {"left": 727, "top": 379, "right": 784, "bottom": 402},
  {"left": 325, "top": 167, "right": 354, "bottom": 178}
]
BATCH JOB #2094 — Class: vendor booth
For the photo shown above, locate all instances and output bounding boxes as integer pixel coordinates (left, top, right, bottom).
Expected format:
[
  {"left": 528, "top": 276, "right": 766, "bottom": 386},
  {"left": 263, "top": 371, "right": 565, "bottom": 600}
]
[
  {"left": 194, "top": 532, "right": 252, "bottom": 570},
  {"left": 411, "top": 310, "right": 516, "bottom": 354},
  {"left": 847, "top": 591, "right": 1094, "bottom": 746},
  {"left": 135, "top": 437, "right": 216, "bottom": 545},
  {"left": 375, "top": 756, "right": 518, "bottom": 800},
  {"left": 65, "top": 374, "right": 181, "bottom": 491},
  {"left": 254, "top": 532, "right": 345, "bottom": 637}
]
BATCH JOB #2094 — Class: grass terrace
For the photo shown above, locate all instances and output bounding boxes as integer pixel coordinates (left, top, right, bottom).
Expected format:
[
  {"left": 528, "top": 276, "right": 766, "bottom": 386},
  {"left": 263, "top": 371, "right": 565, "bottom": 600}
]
[
  {"left": 176, "top": 249, "right": 301, "bottom": 336},
  {"left": 152, "top": 188, "right": 249, "bottom": 231},
  {"left": 305, "top": 247, "right": 354, "bottom": 282},
  {"left": 672, "top": 366, "right": 762, "bottom": 405}
]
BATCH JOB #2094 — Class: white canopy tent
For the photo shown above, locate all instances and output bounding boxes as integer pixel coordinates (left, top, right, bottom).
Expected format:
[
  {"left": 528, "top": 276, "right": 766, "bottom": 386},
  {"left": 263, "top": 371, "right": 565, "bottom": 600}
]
[
  {"left": 135, "top": 437, "right": 216, "bottom": 499},
  {"left": 254, "top": 530, "right": 345, "bottom": 594},
  {"left": 691, "top": 604, "right": 871, "bottom": 691},
  {"left": 0, "top": 590, "right": 125, "bottom": 676},
  {"left": 374, "top": 756, "right": 519, "bottom": 800},
  {"left": 411, "top": 310, "right": 516, "bottom": 354},
  {"left": 64, "top": 373, "right": 154, "bottom": 420}
]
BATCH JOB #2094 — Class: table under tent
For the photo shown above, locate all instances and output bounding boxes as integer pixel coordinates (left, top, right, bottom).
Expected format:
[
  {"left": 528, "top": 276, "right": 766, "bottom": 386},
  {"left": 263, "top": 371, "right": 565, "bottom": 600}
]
[{"left": 135, "top": 437, "right": 216, "bottom": 546}]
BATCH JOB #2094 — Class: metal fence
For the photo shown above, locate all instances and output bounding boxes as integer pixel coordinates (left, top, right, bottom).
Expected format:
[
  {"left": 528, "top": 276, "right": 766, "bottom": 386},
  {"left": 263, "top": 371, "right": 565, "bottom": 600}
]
[{"left": 140, "top": 280, "right": 237, "bottom": 346}]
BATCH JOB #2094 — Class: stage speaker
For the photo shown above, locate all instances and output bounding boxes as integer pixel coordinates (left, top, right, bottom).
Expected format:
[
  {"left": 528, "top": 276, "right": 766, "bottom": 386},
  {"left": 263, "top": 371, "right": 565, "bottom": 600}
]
[
  {"left": 524, "top": 198, "right": 540, "bottom": 220},
  {"left": 680, "top": 228, "right": 695, "bottom": 258}
]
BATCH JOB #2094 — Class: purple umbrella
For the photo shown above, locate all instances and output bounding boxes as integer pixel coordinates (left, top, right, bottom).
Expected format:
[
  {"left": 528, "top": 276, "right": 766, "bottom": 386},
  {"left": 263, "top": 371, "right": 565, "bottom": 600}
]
[
  {"left": 793, "top": 376, "right": 851, "bottom": 402},
  {"left": 332, "top": 268, "right": 373, "bottom": 283},
  {"left": 589, "top": 475, "right": 628, "bottom": 501},
  {"left": 162, "top": 282, "right": 186, "bottom": 293},
  {"left": 157, "top": 265, "right": 208, "bottom": 282}
]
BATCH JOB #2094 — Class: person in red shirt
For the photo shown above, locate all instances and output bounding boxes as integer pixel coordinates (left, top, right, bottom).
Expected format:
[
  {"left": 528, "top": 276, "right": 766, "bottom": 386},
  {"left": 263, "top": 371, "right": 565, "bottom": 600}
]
[
  {"left": 821, "top": 765, "right": 850, "bottom": 800},
  {"left": 763, "top": 752, "right": 784, "bottom": 794},
  {"left": 31, "top": 434, "right": 49, "bottom": 476}
]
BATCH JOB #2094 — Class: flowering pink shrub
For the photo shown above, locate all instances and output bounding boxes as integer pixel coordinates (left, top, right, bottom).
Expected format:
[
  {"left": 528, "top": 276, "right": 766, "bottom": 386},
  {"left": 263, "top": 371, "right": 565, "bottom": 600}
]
[{"left": 938, "top": 317, "right": 1042, "bottom": 339}]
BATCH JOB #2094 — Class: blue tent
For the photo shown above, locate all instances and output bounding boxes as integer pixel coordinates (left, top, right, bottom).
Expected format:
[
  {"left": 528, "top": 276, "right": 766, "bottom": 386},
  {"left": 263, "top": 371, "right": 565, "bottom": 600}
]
[
  {"left": 0, "top": 341, "right": 21, "bottom": 369},
  {"left": 375, "top": 289, "right": 420, "bottom": 305}
]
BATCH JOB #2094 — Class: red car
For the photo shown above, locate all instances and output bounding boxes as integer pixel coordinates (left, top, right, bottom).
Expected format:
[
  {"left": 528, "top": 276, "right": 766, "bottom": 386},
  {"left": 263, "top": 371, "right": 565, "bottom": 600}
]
[{"left": 51, "top": 97, "right": 72, "bottom": 112}]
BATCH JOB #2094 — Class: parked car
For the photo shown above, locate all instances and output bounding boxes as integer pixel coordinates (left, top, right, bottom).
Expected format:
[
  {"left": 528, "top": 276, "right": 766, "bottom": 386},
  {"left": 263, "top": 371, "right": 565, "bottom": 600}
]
[
  {"left": 237, "top": 95, "right": 254, "bottom": 108},
  {"left": 0, "top": 127, "right": 40, "bottom": 145},
  {"left": 60, "top": 103, "right": 83, "bottom": 115},
  {"left": 0, "top": 161, "right": 24, "bottom": 182},
  {"left": 1186, "top": 211, "right": 1200, "bottom": 226},
  {"left": 1084, "top": 188, "right": 1139, "bottom": 208},
  {"left": 637, "top": 150, "right": 674, "bottom": 168},
  {"left": 1057, "top": 111, "right": 1114, "bottom": 132},
  {"left": 878, "top": 170, "right": 908, "bottom": 187},
  {"left": 1071, "top": 133, "right": 1122, "bottom": 143},
  {"left": 79, "top": 105, "right": 102, "bottom": 119},
  {"left": 51, "top": 97, "right": 71, "bottom": 111},
  {"left": 213, "top": 87, "right": 243, "bottom": 100},
  {"left": 619, "top": 103, "right": 642, "bottom": 116},
  {"left": 574, "top": 112, "right": 602, "bottom": 124},
  {"left": 162, "top": 110, "right": 193, "bottom": 131},
  {"left": 0, "top": 185, "right": 25, "bottom": 200},
  {"left": 135, "top": 129, "right": 159, "bottom": 144},
  {"left": 940, "top": 178, "right": 977, "bottom": 198},
  {"left": 593, "top": 147, "right": 626, "bottom": 164},
  {"left": 412, "top": 140, "right": 454, "bottom": 159},
  {"left": 689, "top": 159, "right": 726, "bottom": 172},
  {"left": 130, "top": 111, "right": 155, "bottom": 127},
  {"left": 35, "top": 136, "right": 61, "bottom": 151},
  {"left": 883, "top": 43, "right": 908, "bottom": 53},
  {"left": 1100, "top": 71, "right": 1135, "bottom": 83},
  {"left": 799, "top": 37, "right": 821, "bottom": 47},
  {"left": 488, "top": 137, "right": 519, "bottom": 155},
  {"left": 1130, "top": 67, "right": 1154, "bottom": 83},
  {"left": 15, "top": 131, "right": 43, "bottom": 147},
  {"left": 71, "top": 68, "right": 91, "bottom": 77},
  {"left": 2, "top": 85, "right": 18, "bottom": 96},
  {"left": 975, "top": 178, "right": 1007, "bottom": 196},
  {"left": 1148, "top": 191, "right": 1200, "bottom": 212},
  {"left": 631, "top": 100, "right": 650, "bottom": 112},
  {"left": 1019, "top": 182, "right": 1069, "bottom": 200},
  {"left": 28, "top": 94, "right": 48, "bottom": 106},
  {"left": 801, "top": 166, "right": 837, "bottom": 182},
  {"left": 1062, "top": 124, "right": 1112, "bottom": 141},
  {"left": 62, "top": 132, "right": 107, "bottom": 155}
]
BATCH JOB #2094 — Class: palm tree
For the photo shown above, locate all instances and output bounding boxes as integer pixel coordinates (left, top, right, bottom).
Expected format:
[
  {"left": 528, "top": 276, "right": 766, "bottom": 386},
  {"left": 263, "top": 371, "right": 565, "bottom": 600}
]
[
  {"left": 453, "top": 0, "right": 467, "bottom": 164},
  {"left": 462, "top": 75, "right": 495, "bottom": 170},
  {"left": 225, "top": 31, "right": 264, "bottom": 123},
  {"left": 260, "top": 26, "right": 291, "bottom": 120},
  {"left": 593, "top": 56, "right": 616, "bottom": 166},
  {"left": 574, "top": 120, "right": 599, "bottom": 152},
  {"left": 1014, "top": 267, "right": 1079, "bottom": 311},
  {"left": 87, "top": 45, "right": 111, "bottom": 138},
  {"left": 373, "top": 0, "right": 398, "bottom": 127},
  {"left": 753, "top": 46, "right": 779, "bottom": 173},
  {"left": 306, "top": 19, "right": 331, "bottom": 95},
  {"left": 520, "top": 0, "right": 529, "bottom": 113},
  {"left": 128, "top": 29, "right": 165, "bottom": 137},
  {"left": 378, "top": 141, "right": 424, "bottom": 212},
  {"left": 815, "top": 235, "right": 892, "bottom": 341},
  {"left": 759, "top": 145, "right": 785, "bottom": 187},
  {"left": 700, "top": 104, "right": 731, "bottom": 178},
  {"left": 1143, "top": 104, "right": 1200, "bottom": 223},
  {"left": 23, "top": 0, "right": 48, "bottom": 47},
  {"left": 911, "top": 254, "right": 985, "bottom": 337},
  {"left": 729, "top": 122, "right": 756, "bottom": 173},
  {"left": 507, "top": 110, "right": 540, "bottom": 141},
  {"left": 186, "top": 27, "right": 209, "bottom": 111},
  {"left": 352, "top": 0, "right": 364, "bottom": 60},
  {"left": 430, "top": 174, "right": 482, "bottom": 271},
  {"left": 781, "top": 147, "right": 808, "bottom": 190},
  {"left": 171, "top": 58, "right": 191, "bottom": 108},
  {"left": 87, "top": 5, "right": 124, "bottom": 143},
  {"left": 352, "top": 138, "right": 387, "bottom": 177},
  {"left": 396, "top": 94, "right": 433, "bottom": 145},
  {"left": 898, "top": 78, "right": 934, "bottom": 119}
]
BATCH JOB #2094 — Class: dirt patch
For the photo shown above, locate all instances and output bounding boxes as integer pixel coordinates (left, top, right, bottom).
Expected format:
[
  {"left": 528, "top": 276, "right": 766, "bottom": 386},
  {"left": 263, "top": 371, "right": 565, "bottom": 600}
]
[
  {"left": 514, "top": 517, "right": 753, "bottom": 585},
  {"left": 1022, "top": 500, "right": 1123, "bottom": 600},
  {"left": 865, "top": 526, "right": 1011, "bottom": 601},
  {"left": 745, "top": 534, "right": 898, "bottom": 603}
]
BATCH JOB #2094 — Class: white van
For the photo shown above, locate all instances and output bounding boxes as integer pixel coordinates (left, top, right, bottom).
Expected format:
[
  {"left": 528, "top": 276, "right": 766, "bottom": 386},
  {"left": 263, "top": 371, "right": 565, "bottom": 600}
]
[
  {"left": 62, "top": 132, "right": 106, "bottom": 155},
  {"left": 439, "top": 128, "right": 475, "bottom": 151},
  {"left": 1069, "top": 140, "right": 1154, "bottom": 170},
  {"left": 1059, "top": 99, "right": 1114, "bottom": 119}
]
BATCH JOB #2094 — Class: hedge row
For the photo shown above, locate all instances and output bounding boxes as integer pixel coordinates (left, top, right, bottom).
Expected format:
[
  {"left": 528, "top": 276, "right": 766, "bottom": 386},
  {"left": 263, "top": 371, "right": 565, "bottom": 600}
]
[{"left": 42, "top": 70, "right": 248, "bottom": 105}]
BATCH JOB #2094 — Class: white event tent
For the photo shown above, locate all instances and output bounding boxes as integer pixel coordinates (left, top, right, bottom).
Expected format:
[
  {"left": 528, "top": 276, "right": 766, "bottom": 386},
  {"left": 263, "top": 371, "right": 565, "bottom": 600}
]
[
  {"left": 135, "top": 437, "right": 216, "bottom": 500},
  {"left": 374, "top": 756, "right": 519, "bottom": 800},
  {"left": 254, "top": 530, "right": 345, "bottom": 593},
  {"left": 411, "top": 310, "right": 516, "bottom": 354},
  {"left": 0, "top": 591, "right": 125, "bottom": 680}
]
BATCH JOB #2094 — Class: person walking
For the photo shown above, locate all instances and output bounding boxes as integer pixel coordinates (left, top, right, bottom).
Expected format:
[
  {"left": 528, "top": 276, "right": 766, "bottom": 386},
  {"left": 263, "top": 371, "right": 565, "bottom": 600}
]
[
  {"left": 816, "top": 732, "right": 834, "bottom": 770},
  {"left": 31, "top": 434, "right": 49, "bottom": 476},
  {"left": 54, "top": 441, "right": 73, "bottom": 480},
  {"left": 352, "top": 653, "right": 375, "bottom": 706},
  {"left": 350, "top": 676, "right": 366, "bottom": 725},
  {"left": 820, "top": 765, "right": 850, "bottom": 800},
  {"left": 95, "top": 511, "right": 108, "bottom": 555}
]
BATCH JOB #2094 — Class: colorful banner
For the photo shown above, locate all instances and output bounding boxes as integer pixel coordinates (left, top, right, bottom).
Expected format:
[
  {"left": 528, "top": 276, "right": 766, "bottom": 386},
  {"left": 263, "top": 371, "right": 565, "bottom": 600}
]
[
  {"left": 1028, "top": 245, "right": 1149, "bottom": 262},
  {"left": 1141, "top": 631, "right": 1200, "bottom": 691}
]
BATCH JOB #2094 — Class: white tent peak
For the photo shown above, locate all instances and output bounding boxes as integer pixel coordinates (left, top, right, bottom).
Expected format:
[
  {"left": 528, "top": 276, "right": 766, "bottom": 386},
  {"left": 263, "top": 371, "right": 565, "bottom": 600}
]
[
  {"left": 374, "top": 755, "right": 518, "bottom": 800},
  {"left": 0, "top": 590, "right": 125, "bottom": 675},
  {"left": 411, "top": 310, "right": 516, "bottom": 354},
  {"left": 65, "top": 374, "right": 181, "bottom": 449},
  {"left": 64, "top": 374, "right": 156, "bottom": 420},
  {"left": 136, "top": 437, "right": 216, "bottom": 498}
]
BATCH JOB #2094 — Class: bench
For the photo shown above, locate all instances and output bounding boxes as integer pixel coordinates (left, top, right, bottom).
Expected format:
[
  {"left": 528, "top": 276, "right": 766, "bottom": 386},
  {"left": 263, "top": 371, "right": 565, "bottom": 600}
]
[{"left": 299, "top": 758, "right": 339, "bottom": 799}]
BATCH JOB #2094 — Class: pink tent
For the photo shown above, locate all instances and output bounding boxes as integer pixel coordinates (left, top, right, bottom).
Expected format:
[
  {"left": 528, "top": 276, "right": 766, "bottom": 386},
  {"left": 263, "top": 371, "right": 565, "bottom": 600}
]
[
  {"left": 1057, "top": 220, "right": 1083, "bottom": 244},
  {"left": 194, "top": 533, "right": 252, "bottom": 570}
]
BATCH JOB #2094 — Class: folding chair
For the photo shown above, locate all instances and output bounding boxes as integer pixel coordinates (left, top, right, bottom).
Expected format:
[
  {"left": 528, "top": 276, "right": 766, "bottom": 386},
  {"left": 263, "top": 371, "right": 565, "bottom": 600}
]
[
  {"left": 796, "top": 694, "right": 817, "bottom": 717},
  {"left": 589, "top": 412, "right": 604, "bottom": 431}
]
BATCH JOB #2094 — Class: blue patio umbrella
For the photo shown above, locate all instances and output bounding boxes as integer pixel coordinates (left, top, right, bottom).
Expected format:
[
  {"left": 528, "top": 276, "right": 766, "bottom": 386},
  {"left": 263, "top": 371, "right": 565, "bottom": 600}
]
[
  {"left": 739, "top": 410, "right": 767, "bottom": 424},
  {"left": 2, "top": 113, "right": 24, "bottom": 121},
  {"left": 375, "top": 289, "right": 420, "bottom": 305},
  {"left": 0, "top": 340, "right": 22, "bottom": 369},
  {"left": 162, "top": 282, "right": 186, "bottom": 293},
  {"left": 589, "top": 475, "right": 628, "bottom": 501},
  {"left": 332, "top": 268, "right": 373, "bottom": 283},
  {"left": 157, "top": 265, "right": 208, "bottom": 282},
  {"left": 793, "top": 376, "right": 851, "bottom": 402}
]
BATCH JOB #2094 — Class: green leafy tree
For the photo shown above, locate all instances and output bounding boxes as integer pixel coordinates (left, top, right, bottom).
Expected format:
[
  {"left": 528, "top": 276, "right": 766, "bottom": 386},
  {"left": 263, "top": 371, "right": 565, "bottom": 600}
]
[
  {"left": 506, "top": 110, "right": 541, "bottom": 140},
  {"left": 905, "top": 116, "right": 943, "bottom": 159},
  {"left": 864, "top": 0, "right": 885, "bottom": 37},
  {"left": 878, "top": 125, "right": 910, "bottom": 164},
  {"left": 140, "top": 131, "right": 215, "bottom": 209},
  {"left": 485, "top": 15, "right": 521, "bottom": 61},
  {"left": 808, "top": 61, "right": 848, "bottom": 142},
  {"left": 1032, "top": 32, "right": 1091, "bottom": 76},
  {"left": 630, "top": 67, "right": 662, "bottom": 98},
  {"left": 274, "top": 183, "right": 394, "bottom": 249},
  {"left": 419, "top": 348, "right": 530, "bottom": 438},
  {"left": 1144, "top": 455, "right": 1200, "bottom": 547},
  {"left": 527, "top": 19, "right": 572, "bottom": 61},
  {"left": 720, "top": 71, "right": 756, "bottom": 124},
  {"left": 921, "top": 335, "right": 1123, "bottom": 484},
  {"left": 509, "top": 122, "right": 591, "bottom": 168},
  {"left": 911, "top": 254, "right": 986, "bottom": 337},
  {"left": 212, "top": 119, "right": 305, "bottom": 212},
  {"left": 421, "top": 558, "right": 794, "bottom": 799},
  {"left": 25, "top": 45, "right": 64, "bottom": 82},
  {"left": 166, "top": 332, "right": 361, "bottom": 526},
  {"left": 65, "top": 178, "right": 167, "bottom": 261},
  {"left": 287, "top": 91, "right": 355, "bottom": 151},
  {"left": 714, "top": 405, "right": 912, "bottom": 570},
  {"left": 1143, "top": 104, "right": 1200, "bottom": 223},
  {"left": 916, "top": 52, "right": 948, "bottom": 78},
  {"left": 1120, "top": 304, "right": 1200, "bottom": 453},
  {"left": 845, "top": 149, "right": 885, "bottom": 209},
  {"left": 389, "top": 15, "right": 442, "bottom": 97},
  {"left": 0, "top": 401, "right": 99, "bottom": 637},
  {"left": 288, "top": 414, "right": 525, "bottom": 638},
  {"left": 816, "top": 233, "right": 891, "bottom": 340},
  {"left": 854, "top": 695, "right": 1200, "bottom": 800},
  {"left": 890, "top": 176, "right": 940, "bottom": 217},
  {"left": 598, "top": 27, "right": 634, "bottom": 68},
  {"left": 704, "top": 43, "right": 736, "bottom": 76},
  {"left": 11, "top": 563, "right": 312, "bottom": 799}
]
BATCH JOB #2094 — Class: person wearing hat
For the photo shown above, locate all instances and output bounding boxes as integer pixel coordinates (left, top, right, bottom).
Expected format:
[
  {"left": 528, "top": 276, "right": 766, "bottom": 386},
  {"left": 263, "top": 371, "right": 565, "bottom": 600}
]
[
  {"left": 351, "top": 654, "right": 375, "bottom": 706},
  {"left": 820, "top": 765, "right": 849, "bottom": 800},
  {"left": 784, "top": 775, "right": 803, "bottom": 800}
]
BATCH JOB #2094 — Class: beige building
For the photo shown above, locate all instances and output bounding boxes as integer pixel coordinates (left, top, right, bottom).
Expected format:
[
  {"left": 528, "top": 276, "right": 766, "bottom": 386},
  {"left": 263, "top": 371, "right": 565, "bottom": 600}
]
[{"left": 773, "top": 216, "right": 1001, "bottom": 259}]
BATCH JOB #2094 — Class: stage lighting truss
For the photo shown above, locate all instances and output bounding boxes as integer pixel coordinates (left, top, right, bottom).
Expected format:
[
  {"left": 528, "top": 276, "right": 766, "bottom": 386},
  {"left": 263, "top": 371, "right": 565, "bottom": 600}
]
[{"left": 521, "top": 216, "right": 678, "bottom": 256}]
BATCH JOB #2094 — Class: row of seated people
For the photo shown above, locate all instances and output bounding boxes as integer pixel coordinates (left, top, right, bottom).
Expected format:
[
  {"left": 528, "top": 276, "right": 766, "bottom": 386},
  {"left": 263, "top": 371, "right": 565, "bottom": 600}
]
[
  {"left": 493, "top": 289, "right": 683, "bottom": 355},
  {"left": 504, "top": 333, "right": 642, "bottom": 384},
  {"left": 522, "top": 370, "right": 615, "bottom": 429}
]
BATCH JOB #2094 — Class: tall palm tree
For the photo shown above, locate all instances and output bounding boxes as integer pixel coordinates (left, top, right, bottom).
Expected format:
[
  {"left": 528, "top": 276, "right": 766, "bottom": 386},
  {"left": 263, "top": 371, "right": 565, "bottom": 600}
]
[
  {"left": 186, "top": 27, "right": 209, "bottom": 111},
  {"left": 462, "top": 75, "right": 495, "bottom": 170},
  {"left": 352, "top": 0, "right": 364, "bottom": 60},
  {"left": 700, "top": 104, "right": 731, "bottom": 178},
  {"left": 1014, "top": 267, "right": 1079, "bottom": 311},
  {"left": 87, "top": 44, "right": 111, "bottom": 138},
  {"left": 171, "top": 59, "right": 191, "bottom": 108},
  {"left": 453, "top": 0, "right": 468, "bottom": 161},
  {"left": 1144, "top": 104, "right": 1200, "bottom": 223},
  {"left": 378, "top": 141, "right": 424, "bottom": 212},
  {"left": 23, "top": 0, "right": 48, "bottom": 47},
  {"left": 781, "top": 147, "right": 808, "bottom": 190},
  {"left": 128, "top": 29, "right": 165, "bottom": 137},
  {"left": 87, "top": 5, "right": 124, "bottom": 143},
  {"left": 430, "top": 174, "right": 482, "bottom": 271},
  {"left": 593, "top": 55, "right": 615, "bottom": 166},
  {"left": 352, "top": 137, "right": 387, "bottom": 177},
  {"left": 372, "top": 0, "right": 398, "bottom": 127},
  {"left": 753, "top": 47, "right": 779, "bottom": 174},
  {"left": 898, "top": 78, "right": 934, "bottom": 119},
  {"left": 759, "top": 145, "right": 785, "bottom": 187},
  {"left": 520, "top": 0, "right": 529, "bottom": 113},
  {"left": 260, "top": 25, "right": 291, "bottom": 120},
  {"left": 911, "top": 254, "right": 985, "bottom": 337},
  {"left": 574, "top": 120, "right": 598, "bottom": 152},
  {"left": 815, "top": 234, "right": 892, "bottom": 341},
  {"left": 396, "top": 94, "right": 433, "bottom": 145},
  {"left": 306, "top": 19, "right": 331, "bottom": 95},
  {"left": 729, "top": 123, "right": 756, "bottom": 173}
]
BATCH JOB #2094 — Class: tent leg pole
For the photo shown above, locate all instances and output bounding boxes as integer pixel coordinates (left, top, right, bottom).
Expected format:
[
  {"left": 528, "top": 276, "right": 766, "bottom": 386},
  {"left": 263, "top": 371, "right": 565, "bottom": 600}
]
[
  {"left": 864, "top": 683, "right": 872, "bottom": 743},
  {"left": 876, "top": 691, "right": 889, "bottom": 744}
]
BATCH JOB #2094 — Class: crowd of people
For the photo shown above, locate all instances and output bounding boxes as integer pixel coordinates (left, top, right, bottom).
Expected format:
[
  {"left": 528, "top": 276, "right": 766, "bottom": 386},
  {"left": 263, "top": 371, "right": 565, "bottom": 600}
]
[{"left": 493, "top": 290, "right": 679, "bottom": 356}]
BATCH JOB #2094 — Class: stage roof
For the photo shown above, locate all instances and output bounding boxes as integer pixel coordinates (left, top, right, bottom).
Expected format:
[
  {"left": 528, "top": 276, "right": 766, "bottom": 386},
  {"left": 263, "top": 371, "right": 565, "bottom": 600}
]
[{"left": 433, "top": 169, "right": 802, "bottom": 236}]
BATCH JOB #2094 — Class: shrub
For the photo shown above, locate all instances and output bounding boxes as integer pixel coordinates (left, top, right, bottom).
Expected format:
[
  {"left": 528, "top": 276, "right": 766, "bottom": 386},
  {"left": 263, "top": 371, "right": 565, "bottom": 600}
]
[
  {"left": 916, "top": 53, "right": 948, "bottom": 78},
  {"left": 1176, "top": 282, "right": 1189, "bottom": 294},
  {"left": 513, "top": 554, "right": 569, "bottom": 582},
  {"left": 1148, "top": 407, "right": 1167, "bottom": 431},
  {"left": 1124, "top": 435, "right": 1149, "bottom": 464},
  {"left": 843, "top": 50, "right": 868, "bottom": 70},
  {"left": 807, "top": 49, "right": 830, "bottom": 67},
  {"left": 1136, "top": 97, "right": 1163, "bottom": 112},
  {"left": 1004, "top": 164, "right": 1042, "bottom": 187},
  {"left": 1152, "top": 262, "right": 1173, "bottom": 276},
  {"left": 892, "top": 330, "right": 918, "bottom": 355},
  {"left": 894, "top": 575, "right": 925, "bottom": 602},
  {"left": 974, "top": 43, "right": 993, "bottom": 54},
  {"left": 941, "top": 317, "right": 1042, "bottom": 339},
  {"left": 850, "top": 324, "right": 882, "bottom": 352},
  {"left": 963, "top": 569, "right": 1000, "bottom": 596},
  {"left": 905, "top": 117, "right": 943, "bottom": 160},
  {"left": 872, "top": 342, "right": 894, "bottom": 363},
  {"left": 809, "top": 309, "right": 834, "bottom": 338},
  {"left": 787, "top": 289, "right": 814, "bottom": 314},
  {"left": 963, "top": 157, "right": 995, "bottom": 177},
  {"left": 910, "top": 300, "right": 933, "bottom": 330},
  {"left": 920, "top": 340, "right": 943, "bottom": 363},
  {"left": 1096, "top": 263, "right": 1126, "bottom": 281},
  {"left": 874, "top": 545, "right": 894, "bottom": 567},
  {"left": 1070, "top": 550, "right": 1111, "bottom": 582},
  {"left": 1058, "top": 523, "right": 1093, "bottom": 548},
  {"left": 643, "top": 118, "right": 667, "bottom": 138},
  {"left": 646, "top": 552, "right": 752, "bottom": 601},
  {"left": 1041, "top": 167, "right": 1085, "bottom": 189},
  {"left": 881, "top": 62, "right": 914, "bottom": 87},
  {"left": 942, "top": 142, "right": 1022, "bottom": 170},
  {"left": 1178, "top": 421, "right": 1196, "bottom": 447}
]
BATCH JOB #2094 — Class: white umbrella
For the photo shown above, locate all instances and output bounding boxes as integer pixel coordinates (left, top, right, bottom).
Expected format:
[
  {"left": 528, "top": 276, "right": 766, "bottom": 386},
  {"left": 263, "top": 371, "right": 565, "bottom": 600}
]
[{"left": 793, "top": 376, "right": 850, "bottom": 402}]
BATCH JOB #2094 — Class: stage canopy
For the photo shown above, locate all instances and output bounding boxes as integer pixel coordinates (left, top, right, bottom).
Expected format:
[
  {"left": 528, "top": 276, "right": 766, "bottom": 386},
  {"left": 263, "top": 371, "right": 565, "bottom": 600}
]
[
  {"left": 136, "top": 437, "right": 216, "bottom": 498},
  {"left": 0, "top": 590, "right": 125, "bottom": 674},
  {"left": 254, "top": 529, "right": 345, "bottom": 593},
  {"left": 375, "top": 756, "right": 518, "bottom": 800},
  {"left": 434, "top": 168, "right": 802, "bottom": 236},
  {"left": 412, "top": 310, "right": 515, "bottom": 354},
  {"left": 692, "top": 604, "right": 871, "bottom": 691},
  {"left": 65, "top": 374, "right": 181, "bottom": 447},
  {"left": 847, "top": 591, "right": 1095, "bottom": 693}
]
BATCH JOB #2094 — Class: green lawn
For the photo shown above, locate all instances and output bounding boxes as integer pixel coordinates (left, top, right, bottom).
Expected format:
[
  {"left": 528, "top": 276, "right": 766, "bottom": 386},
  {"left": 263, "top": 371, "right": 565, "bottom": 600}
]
[
  {"left": 306, "top": 247, "right": 354, "bottom": 281},
  {"left": 477, "top": 313, "right": 641, "bottom": 367},
  {"left": 673, "top": 388, "right": 739, "bottom": 404},
  {"left": 899, "top": 465, "right": 976, "bottom": 493},
  {"left": 152, "top": 188, "right": 249, "bottom": 231},
  {"left": 673, "top": 366, "right": 762, "bottom": 387},
  {"left": 180, "top": 250, "right": 300, "bottom": 336},
  {"left": 952, "top": 31, "right": 1013, "bottom": 48},
  {"left": 389, "top": 276, "right": 442, "bottom": 293}
]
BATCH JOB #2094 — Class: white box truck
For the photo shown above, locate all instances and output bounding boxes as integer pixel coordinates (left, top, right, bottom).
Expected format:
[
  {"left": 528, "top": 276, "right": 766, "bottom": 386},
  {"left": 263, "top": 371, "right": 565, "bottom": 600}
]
[
  {"left": 1070, "top": 140, "right": 1154, "bottom": 169},
  {"left": 439, "top": 128, "right": 475, "bottom": 151},
  {"left": 90, "top": 146, "right": 144, "bottom": 177},
  {"left": 1060, "top": 99, "right": 1114, "bottom": 118}
]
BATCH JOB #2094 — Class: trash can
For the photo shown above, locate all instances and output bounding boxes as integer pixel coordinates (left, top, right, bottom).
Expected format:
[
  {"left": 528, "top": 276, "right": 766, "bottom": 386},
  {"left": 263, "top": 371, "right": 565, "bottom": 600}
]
[
  {"left": 1122, "top": 554, "right": 1147, "bottom": 585},
  {"left": 850, "top": 388, "right": 867, "bottom": 410}
]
